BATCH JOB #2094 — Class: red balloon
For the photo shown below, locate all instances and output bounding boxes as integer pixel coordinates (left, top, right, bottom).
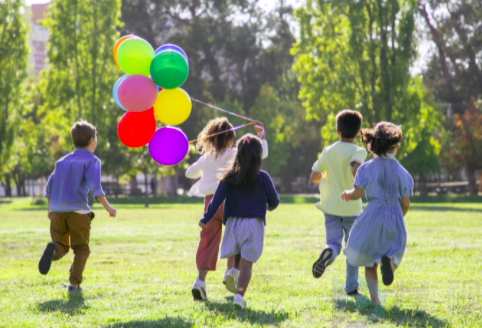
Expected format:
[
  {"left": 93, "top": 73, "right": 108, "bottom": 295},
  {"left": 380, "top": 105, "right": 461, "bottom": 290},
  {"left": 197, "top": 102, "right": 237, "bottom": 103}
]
[{"left": 117, "top": 108, "right": 156, "bottom": 148}]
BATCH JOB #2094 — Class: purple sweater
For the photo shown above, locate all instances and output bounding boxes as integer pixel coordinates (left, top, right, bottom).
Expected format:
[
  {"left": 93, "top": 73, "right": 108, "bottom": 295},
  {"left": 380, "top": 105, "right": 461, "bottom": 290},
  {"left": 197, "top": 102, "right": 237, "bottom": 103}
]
[
  {"left": 45, "top": 148, "right": 105, "bottom": 212},
  {"left": 200, "top": 170, "right": 280, "bottom": 225}
]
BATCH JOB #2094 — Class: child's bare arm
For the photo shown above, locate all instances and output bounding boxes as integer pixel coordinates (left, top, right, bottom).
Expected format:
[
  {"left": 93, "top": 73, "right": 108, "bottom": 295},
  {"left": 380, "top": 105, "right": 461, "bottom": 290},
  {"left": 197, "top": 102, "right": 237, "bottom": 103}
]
[
  {"left": 96, "top": 195, "right": 116, "bottom": 217},
  {"left": 341, "top": 187, "right": 363, "bottom": 201},
  {"left": 47, "top": 199, "right": 51, "bottom": 219},
  {"left": 401, "top": 196, "right": 410, "bottom": 216},
  {"left": 310, "top": 171, "right": 322, "bottom": 183},
  {"left": 351, "top": 162, "right": 361, "bottom": 177}
]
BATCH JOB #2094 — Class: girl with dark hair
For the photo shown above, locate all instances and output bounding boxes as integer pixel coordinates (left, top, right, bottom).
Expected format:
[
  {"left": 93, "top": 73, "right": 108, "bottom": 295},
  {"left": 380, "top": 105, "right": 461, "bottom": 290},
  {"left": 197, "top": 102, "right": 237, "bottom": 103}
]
[
  {"left": 199, "top": 134, "right": 279, "bottom": 309},
  {"left": 187, "top": 118, "right": 268, "bottom": 301},
  {"left": 341, "top": 122, "right": 413, "bottom": 306}
]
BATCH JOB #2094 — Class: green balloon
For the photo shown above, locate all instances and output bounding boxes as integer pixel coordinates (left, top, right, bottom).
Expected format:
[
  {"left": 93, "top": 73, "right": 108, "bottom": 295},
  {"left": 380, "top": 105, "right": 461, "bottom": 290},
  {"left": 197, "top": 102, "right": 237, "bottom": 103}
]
[
  {"left": 150, "top": 50, "right": 189, "bottom": 89},
  {"left": 117, "top": 38, "right": 154, "bottom": 76}
]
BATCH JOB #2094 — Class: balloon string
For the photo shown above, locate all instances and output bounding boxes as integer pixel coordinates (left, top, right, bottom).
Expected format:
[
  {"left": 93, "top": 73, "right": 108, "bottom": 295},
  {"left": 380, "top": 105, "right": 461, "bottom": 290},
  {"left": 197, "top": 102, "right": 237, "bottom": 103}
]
[
  {"left": 191, "top": 98, "right": 256, "bottom": 122},
  {"left": 189, "top": 122, "right": 255, "bottom": 144}
]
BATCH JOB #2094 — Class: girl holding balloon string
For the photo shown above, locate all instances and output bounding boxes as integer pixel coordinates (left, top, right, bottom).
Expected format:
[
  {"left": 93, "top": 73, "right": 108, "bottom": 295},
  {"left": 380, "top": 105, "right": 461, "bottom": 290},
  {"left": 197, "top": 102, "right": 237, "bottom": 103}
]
[{"left": 187, "top": 117, "right": 268, "bottom": 301}]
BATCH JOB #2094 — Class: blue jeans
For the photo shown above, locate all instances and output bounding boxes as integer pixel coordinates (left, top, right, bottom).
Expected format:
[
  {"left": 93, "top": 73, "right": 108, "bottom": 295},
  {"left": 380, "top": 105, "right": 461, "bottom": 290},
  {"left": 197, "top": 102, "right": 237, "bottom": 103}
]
[{"left": 324, "top": 213, "right": 359, "bottom": 293}]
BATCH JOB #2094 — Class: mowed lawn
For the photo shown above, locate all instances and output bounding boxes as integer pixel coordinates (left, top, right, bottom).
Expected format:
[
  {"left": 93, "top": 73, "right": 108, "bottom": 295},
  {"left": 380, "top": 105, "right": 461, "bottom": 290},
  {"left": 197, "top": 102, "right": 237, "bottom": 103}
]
[{"left": 1, "top": 200, "right": 481, "bottom": 327}]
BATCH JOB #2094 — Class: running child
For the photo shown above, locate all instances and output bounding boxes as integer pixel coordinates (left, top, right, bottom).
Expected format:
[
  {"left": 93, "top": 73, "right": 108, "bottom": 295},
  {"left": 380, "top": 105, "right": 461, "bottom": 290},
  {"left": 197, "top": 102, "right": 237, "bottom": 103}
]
[
  {"left": 198, "top": 133, "right": 279, "bottom": 309},
  {"left": 39, "top": 121, "right": 116, "bottom": 292},
  {"left": 342, "top": 122, "right": 413, "bottom": 305},
  {"left": 187, "top": 118, "right": 268, "bottom": 301},
  {"left": 310, "top": 110, "right": 367, "bottom": 295}
]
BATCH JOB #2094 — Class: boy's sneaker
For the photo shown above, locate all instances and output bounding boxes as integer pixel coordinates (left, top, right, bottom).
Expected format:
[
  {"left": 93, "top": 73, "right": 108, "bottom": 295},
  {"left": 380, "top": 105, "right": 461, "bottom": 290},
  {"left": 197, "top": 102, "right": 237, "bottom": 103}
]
[
  {"left": 222, "top": 269, "right": 229, "bottom": 285},
  {"left": 312, "top": 247, "right": 333, "bottom": 278},
  {"left": 68, "top": 285, "right": 82, "bottom": 293},
  {"left": 191, "top": 278, "right": 207, "bottom": 301},
  {"left": 346, "top": 288, "right": 362, "bottom": 296},
  {"left": 233, "top": 294, "right": 246, "bottom": 310},
  {"left": 380, "top": 255, "right": 394, "bottom": 286},
  {"left": 38, "top": 242, "right": 56, "bottom": 275},
  {"left": 225, "top": 268, "right": 239, "bottom": 294}
]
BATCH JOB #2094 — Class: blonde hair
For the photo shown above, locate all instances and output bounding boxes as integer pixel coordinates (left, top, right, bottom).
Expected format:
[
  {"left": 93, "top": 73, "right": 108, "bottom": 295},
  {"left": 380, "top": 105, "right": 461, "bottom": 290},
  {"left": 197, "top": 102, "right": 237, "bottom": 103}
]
[{"left": 196, "top": 117, "right": 235, "bottom": 158}]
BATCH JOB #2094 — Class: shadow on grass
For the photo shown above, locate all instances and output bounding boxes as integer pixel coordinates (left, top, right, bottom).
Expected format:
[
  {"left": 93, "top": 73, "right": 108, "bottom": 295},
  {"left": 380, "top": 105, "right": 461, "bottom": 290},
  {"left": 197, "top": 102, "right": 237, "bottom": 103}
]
[
  {"left": 409, "top": 205, "right": 482, "bottom": 213},
  {"left": 204, "top": 299, "right": 289, "bottom": 326},
  {"left": 335, "top": 298, "right": 449, "bottom": 327},
  {"left": 105, "top": 317, "right": 193, "bottom": 328},
  {"left": 37, "top": 292, "right": 87, "bottom": 314}
]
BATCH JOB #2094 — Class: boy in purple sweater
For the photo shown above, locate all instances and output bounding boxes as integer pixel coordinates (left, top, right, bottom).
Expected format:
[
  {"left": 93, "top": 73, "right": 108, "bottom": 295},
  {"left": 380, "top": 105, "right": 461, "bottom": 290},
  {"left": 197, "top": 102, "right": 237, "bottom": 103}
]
[{"left": 39, "top": 121, "right": 116, "bottom": 292}]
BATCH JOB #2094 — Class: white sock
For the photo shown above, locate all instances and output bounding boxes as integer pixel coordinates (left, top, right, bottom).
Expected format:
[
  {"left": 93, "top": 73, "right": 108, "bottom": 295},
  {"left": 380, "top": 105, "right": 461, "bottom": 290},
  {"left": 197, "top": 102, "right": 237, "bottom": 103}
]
[
  {"left": 230, "top": 268, "right": 240, "bottom": 274},
  {"left": 366, "top": 277, "right": 380, "bottom": 305}
]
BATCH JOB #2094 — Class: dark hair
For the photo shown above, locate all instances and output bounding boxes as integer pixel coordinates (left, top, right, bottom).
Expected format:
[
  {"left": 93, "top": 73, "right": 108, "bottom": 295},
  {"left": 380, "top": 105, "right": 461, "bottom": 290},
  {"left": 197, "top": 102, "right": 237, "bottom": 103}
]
[
  {"left": 70, "top": 120, "right": 97, "bottom": 148},
  {"left": 361, "top": 121, "right": 402, "bottom": 156},
  {"left": 197, "top": 117, "right": 235, "bottom": 158},
  {"left": 336, "top": 110, "right": 363, "bottom": 138},
  {"left": 222, "top": 134, "right": 262, "bottom": 189}
]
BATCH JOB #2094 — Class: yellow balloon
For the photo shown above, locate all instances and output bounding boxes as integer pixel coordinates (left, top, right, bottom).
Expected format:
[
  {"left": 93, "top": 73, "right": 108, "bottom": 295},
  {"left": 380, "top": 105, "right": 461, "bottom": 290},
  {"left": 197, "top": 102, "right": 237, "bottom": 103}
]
[{"left": 153, "top": 88, "right": 192, "bottom": 125}]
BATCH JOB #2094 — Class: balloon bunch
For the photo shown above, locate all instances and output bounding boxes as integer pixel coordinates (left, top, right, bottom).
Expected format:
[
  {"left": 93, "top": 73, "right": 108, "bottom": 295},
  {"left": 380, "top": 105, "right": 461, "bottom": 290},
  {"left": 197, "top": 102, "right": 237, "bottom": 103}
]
[{"left": 112, "top": 35, "right": 190, "bottom": 166}]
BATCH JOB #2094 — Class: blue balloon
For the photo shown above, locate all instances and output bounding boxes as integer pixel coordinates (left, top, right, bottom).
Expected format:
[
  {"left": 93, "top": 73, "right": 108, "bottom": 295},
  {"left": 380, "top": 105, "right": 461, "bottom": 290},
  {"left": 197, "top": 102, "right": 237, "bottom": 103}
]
[
  {"left": 113, "top": 75, "right": 128, "bottom": 110},
  {"left": 154, "top": 44, "right": 188, "bottom": 63}
]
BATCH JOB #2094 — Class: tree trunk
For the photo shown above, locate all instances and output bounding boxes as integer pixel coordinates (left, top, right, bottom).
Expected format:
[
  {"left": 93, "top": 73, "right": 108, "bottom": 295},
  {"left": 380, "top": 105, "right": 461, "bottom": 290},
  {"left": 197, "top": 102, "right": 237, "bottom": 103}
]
[
  {"left": 4, "top": 174, "right": 11, "bottom": 197},
  {"left": 144, "top": 171, "right": 149, "bottom": 208},
  {"left": 129, "top": 174, "right": 138, "bottom": 196},
  {"left": 477, "top": 169, "right": 482, "bottom": 194},
  {"left": 115, "top": 175, "right": 119, "bottom": 198},
  {"left": 467, "top": 165, "right": 477, "bottom": 195}
]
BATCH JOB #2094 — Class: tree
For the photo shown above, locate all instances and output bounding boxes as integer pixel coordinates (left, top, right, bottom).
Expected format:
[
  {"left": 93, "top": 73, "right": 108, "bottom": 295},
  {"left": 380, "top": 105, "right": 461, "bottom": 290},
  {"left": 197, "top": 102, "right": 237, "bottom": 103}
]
[
  {"left": 0, "top": 0, "right": 29, "bottom": 196},
  {"left": 292, "top": 0, "right": 441, "bottom": 168},
  {"left": 417, "top": 0, "right": 482, "bottom": 193}
]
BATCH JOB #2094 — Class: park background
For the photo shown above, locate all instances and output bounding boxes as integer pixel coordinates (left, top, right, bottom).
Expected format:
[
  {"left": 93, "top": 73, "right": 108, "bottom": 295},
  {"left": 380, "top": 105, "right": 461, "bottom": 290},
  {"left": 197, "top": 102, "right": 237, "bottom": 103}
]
[
  {"left": 1, "top": 1, "right": 482, "bottom": 328},
  {"left": 1, "top": 0, "right": 481, "bottom": 201}
]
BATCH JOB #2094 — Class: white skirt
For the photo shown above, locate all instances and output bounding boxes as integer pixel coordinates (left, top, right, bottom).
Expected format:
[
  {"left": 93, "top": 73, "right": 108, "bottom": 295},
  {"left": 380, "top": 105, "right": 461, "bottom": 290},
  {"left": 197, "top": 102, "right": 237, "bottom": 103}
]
[{"left": 220, "top": 217, "right": 265, "bottom": 263}]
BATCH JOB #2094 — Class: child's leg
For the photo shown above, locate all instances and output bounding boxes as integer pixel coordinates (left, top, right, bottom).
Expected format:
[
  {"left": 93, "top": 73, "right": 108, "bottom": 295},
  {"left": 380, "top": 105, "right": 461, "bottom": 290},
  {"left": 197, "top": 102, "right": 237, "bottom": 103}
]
[
  {"left": 236, "top": 257, "right": 253, "bottom": 297},
  {"left": 227, "top": 255, "right": 235, "bottom": 270},
  {"left": 66, "top": 213, "right": 91, "bottom": 287},
  {"left": 323, "top": 214, "right": 344, "bottom": 262},
  {"left": 50, "top": 213, "right": 70, "bottom": 260},
  {"left": 365, "top": 264, "right": 380, "bottom": 305},
  {"left": 343, "top": 216, "right": 359, "bottom": 293}
]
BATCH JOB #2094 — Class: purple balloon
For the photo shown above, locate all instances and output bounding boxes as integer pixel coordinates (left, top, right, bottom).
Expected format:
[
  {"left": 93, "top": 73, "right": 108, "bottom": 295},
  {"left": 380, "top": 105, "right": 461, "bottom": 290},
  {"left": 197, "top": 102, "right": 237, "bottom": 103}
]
[{"left": 148, "top": 127, "right": 189, "bottom": 165}]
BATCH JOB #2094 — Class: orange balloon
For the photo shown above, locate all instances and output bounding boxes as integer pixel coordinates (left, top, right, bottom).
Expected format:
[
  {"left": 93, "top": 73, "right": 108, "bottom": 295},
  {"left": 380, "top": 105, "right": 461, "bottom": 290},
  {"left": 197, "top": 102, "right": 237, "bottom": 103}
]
[{"left": 113, "top": 35, "right": 135, "bottom": 68}]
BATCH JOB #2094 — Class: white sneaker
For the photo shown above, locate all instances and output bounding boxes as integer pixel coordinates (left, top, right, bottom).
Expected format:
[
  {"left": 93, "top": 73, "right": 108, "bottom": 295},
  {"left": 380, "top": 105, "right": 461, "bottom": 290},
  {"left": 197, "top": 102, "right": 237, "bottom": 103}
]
[
  {"left": 191, "top": 277, "right": 207, "bottom": 301},
  {"left": 222, "top": 269, "right": 229, "bottom": 285},
  {"left": 233, "top": 294, "right": 246, "bottom": 310},
  {"left": 225, "top": 268, "right": 239, "bottom": 294}
]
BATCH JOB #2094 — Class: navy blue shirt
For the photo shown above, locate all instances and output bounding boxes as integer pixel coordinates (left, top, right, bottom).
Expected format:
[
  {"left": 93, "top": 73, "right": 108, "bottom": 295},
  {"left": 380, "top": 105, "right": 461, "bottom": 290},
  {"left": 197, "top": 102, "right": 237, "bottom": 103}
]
[
  {"left": 45, "top": 148, "right": 105, "bottom": 212},
  {"left": 200, "top": 170, "right": 280, "bottom": 225}
]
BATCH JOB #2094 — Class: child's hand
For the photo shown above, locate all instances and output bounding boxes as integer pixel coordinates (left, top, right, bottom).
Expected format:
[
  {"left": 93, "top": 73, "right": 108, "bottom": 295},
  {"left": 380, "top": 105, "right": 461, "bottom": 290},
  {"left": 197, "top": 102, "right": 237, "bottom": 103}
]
[
  {"left": 106, "top": 205, "right": 117, "bottom": 217},
  {"left": 199, "top": 221, "right": 206, "bottom": 229},
  {"left": 341, "top": 191, "right": 350, "bottom": 202},
  {"left": 254, "top": 121, "right": 265, "bottom": 139}
]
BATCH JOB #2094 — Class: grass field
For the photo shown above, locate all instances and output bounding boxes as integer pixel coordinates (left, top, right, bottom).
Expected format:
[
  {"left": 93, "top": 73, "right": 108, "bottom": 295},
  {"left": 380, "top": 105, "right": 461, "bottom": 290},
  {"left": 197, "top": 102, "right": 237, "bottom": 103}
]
[{"left": 1, "top": 199, "right": 481, "bottom": 327}]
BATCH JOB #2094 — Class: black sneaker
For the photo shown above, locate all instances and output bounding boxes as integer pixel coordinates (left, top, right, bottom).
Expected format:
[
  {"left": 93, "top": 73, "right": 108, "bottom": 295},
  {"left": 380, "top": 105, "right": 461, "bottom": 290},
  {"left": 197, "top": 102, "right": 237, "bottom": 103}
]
[
  {"left": 380, "top": 255, "right": 394, "bottom": 286},
  {"left": 68, "top": 285, "right": 82, "bottom": 293},
  {"left": 312, "top": 248, "right": 333, "bottom": 278},
  {"left": 38, "top": 242, "right": 56, "bottom": 275},
  {"left": 346, "top": 288, "right": 361, "bottom": 296}
]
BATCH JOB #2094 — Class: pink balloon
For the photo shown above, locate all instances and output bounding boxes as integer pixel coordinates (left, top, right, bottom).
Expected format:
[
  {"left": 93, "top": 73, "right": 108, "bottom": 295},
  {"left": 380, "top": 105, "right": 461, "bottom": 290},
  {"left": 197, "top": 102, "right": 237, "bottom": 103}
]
[{"left": 117, "top": 75, "right": 158, "bottom": 112}]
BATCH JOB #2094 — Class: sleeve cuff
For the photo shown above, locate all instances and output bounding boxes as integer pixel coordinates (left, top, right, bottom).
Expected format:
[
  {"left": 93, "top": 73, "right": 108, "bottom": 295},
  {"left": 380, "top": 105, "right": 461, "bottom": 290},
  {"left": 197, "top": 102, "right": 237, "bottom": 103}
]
[
  {"left": 353, "top": 184, "right": 366, "bottom": 191},
  {"left": 349, "top": 158, "right": 363, "bottom": 165},
  {"left": 200, "top": 217, "right": 210, "bottom": 225},
  {"left": 91, "top": 188, "right": 105, "bottom": 198},
  {"left": 44, "top": 192, "right": 50, "bottom": 198}
]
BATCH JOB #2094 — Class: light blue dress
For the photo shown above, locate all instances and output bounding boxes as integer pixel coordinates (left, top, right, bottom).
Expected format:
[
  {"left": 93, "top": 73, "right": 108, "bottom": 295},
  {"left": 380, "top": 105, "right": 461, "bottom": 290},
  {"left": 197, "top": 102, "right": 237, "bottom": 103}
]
[{"left": 344, "top": 153, "right": 413, "bottom": 267}]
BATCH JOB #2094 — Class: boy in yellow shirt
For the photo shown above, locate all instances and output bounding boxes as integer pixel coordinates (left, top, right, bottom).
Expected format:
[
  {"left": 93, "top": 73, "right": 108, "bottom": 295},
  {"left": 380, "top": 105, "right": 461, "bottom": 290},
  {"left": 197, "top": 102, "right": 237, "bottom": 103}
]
[{"left": 310, "top": 110, "right": 367, "bottom": 295}]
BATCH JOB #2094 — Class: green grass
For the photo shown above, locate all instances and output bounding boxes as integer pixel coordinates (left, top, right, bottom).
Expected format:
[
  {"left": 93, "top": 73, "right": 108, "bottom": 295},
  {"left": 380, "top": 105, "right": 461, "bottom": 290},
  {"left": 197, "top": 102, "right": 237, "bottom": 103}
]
[{"left": 0, "top": 201, "right": 481, "bottom": 327}]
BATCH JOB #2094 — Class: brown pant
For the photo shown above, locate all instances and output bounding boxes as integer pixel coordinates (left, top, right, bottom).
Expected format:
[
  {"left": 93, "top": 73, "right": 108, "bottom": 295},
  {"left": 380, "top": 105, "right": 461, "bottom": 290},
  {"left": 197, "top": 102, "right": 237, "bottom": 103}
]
[{"left": 49, "top": 212, "right": 92, "bottom": 285}]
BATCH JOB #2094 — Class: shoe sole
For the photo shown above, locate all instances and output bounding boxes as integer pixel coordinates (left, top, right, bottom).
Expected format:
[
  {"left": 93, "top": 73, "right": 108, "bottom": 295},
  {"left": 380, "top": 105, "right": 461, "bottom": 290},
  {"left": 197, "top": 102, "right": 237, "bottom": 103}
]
[
  {"left": 312, "top": 248, "right": 333, "bottom": 279},
  {"left": 233, "top": 303, "right": 245, "bottom": 310},
  {"left": 225, "top": 275, "right": 237, "bottom": 294},
  {"left": 381, "top": 255, "right": 394, "bottom": 286},
  {"left": 192, "top": 287, "right": 206, "bottom": 301},
  {"left": 38, "top": 243, "right": 56, "bottom": 275}
]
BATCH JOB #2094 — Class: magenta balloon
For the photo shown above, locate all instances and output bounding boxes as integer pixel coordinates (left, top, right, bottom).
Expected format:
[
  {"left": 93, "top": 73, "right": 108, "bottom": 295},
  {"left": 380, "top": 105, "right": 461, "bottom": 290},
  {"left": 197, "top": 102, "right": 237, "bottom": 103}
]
[
  {"left": 148, "top": 127, "right": 189, "bottom": 166},
  {"left": 117, "top": 75, "right": 158, "bottom": 112}
]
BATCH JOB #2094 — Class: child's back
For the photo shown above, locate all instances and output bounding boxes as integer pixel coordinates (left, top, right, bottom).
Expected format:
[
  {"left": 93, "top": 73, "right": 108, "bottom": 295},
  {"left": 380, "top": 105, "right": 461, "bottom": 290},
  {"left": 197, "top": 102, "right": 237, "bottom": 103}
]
[{"left": 314, "top": 141, "right": 366, "bottom": 216}]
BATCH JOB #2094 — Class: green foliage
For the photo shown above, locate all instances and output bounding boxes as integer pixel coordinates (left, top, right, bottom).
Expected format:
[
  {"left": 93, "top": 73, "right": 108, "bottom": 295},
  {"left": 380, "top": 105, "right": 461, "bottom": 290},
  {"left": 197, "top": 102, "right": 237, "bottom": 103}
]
[
  {"left": 0, "top": 0, "right": 29, "bottom": 173},
  {"left": 292, "top": 0, "right": 441, "bottom": 173}
]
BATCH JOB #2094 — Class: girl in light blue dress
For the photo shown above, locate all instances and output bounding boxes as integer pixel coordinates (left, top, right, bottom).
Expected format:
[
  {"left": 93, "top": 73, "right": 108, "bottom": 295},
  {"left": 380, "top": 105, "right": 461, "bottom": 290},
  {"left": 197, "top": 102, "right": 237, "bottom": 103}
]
[{"left": 341, "top": 122, "right": 413, "bottom": 305}]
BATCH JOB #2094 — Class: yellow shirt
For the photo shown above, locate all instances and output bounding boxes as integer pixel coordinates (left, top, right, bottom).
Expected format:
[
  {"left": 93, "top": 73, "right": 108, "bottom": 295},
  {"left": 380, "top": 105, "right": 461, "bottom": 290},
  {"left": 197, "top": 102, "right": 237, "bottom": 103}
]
[{"left": 312, "top": 141, "right": 367, "bottom": 216}]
